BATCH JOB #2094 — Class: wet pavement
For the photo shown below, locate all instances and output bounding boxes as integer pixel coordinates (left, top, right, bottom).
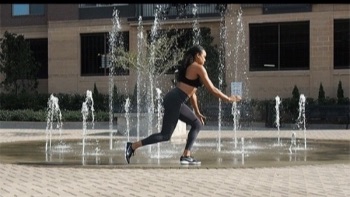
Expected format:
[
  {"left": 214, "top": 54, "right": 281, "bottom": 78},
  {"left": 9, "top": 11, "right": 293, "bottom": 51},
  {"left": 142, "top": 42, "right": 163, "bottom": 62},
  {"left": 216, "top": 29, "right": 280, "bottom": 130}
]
[{"left": 0, "top": 121, "right": 349, "bottom": 196}]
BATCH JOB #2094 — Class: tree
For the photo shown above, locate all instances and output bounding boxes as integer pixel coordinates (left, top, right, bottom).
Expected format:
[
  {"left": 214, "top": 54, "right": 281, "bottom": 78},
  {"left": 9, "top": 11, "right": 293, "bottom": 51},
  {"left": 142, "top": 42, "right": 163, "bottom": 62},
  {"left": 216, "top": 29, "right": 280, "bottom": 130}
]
[
  {"left": 288, "top": 85, "right": 300, "bottom": 118},
  {"left": 337, "top": 80, "right": 344, "bottom": 99},
  {"left": 318, "top": 82, "right": 325, "bottom": 104},
  {"left": 111, "top": 26, "right": 185, "bottom": 77},
  {"left": 292, "top": 85, "right": 300, "bottom": 100},
  {"left": 93, "top": 82, "right": 99, "bottom": 96},
  {"left": 195, "top": 27, "right": 220, "bottom": 106},
  {"left": 110, "top": 26, "right": 220, "bottom": 109},
  {"left": 0, "top": 31, "right": 41, "bottom": 94}
]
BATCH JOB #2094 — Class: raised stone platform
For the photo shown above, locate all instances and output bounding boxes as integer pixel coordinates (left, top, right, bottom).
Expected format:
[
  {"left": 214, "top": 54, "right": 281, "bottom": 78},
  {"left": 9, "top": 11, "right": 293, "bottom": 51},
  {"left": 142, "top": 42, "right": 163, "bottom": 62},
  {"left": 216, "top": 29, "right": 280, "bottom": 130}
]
[{"left": 0, "top": 124, "right": 349, "bottom": 196}]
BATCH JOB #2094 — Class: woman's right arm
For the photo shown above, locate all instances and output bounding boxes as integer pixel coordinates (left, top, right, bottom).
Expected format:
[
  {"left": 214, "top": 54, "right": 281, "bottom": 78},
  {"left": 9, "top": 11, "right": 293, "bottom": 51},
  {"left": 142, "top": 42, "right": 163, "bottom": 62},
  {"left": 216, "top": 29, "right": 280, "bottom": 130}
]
[{"left": 197, "top": 65, "right": 241, "bottom": 102}]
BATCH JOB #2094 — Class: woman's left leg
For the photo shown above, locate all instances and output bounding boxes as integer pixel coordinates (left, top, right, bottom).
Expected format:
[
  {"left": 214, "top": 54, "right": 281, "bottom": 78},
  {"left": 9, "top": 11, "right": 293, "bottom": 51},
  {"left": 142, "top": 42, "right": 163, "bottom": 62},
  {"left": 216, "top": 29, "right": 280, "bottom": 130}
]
[{"left": 178, "top": 103, "right": 202, "bottom": 154}]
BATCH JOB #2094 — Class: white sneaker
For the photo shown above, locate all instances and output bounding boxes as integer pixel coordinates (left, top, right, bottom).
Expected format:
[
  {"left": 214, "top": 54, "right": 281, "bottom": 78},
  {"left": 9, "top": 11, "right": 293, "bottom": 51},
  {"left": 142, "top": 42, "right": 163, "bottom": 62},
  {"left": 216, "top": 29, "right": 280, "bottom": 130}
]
[{"left": 180, "top": 156, "right": 201, "bottom": 165}]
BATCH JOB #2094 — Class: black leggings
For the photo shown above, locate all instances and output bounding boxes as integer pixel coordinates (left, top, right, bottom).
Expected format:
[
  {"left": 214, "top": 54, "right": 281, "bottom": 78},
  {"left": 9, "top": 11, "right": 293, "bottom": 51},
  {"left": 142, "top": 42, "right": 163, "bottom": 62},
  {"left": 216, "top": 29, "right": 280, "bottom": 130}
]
[{"left": 141, "top": 87, "right": 202, "bottom": 150}]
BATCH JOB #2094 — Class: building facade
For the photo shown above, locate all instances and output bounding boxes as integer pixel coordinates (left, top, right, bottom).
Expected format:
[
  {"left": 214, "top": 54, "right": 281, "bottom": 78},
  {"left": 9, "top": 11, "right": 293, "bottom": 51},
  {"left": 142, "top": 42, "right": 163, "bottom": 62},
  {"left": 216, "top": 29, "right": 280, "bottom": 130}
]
[{"left": 0, "top": 4, "right": 349, "bottom": 100}]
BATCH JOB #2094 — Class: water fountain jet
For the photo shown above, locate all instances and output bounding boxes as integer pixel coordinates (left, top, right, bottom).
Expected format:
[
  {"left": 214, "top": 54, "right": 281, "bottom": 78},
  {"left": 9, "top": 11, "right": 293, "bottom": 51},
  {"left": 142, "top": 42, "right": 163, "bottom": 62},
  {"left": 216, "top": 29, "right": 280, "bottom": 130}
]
[
  {"left": 81, "top": 90, "right": 95, "bottom": 156},
  {"left": 217, "top": 3, "right": 227, "bottom": 152},
  {"left": 275, "top": 96, "right": 282, "bottom": 145},
  {"left": 45, "top": 94, "right": 63, "bottom": 153},
  {"left": 108, "top": 8, "right": 121, "bottom": 150},
  {"left": 297, "top": 94, "right": 307, "bottom": 150},
  {"left": 124, "top": 97, "right": 130, "bottom": 141},
  {"left": 227, "top": 6, "right": 248, "bottom": 150}
]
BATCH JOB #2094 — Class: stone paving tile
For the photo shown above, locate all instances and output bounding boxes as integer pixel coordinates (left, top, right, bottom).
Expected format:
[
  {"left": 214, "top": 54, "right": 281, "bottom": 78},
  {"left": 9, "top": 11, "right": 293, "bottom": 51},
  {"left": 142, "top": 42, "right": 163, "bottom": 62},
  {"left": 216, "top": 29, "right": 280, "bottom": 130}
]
[{"left": 1, "top": 164, "right": 349, "bottom": 196}]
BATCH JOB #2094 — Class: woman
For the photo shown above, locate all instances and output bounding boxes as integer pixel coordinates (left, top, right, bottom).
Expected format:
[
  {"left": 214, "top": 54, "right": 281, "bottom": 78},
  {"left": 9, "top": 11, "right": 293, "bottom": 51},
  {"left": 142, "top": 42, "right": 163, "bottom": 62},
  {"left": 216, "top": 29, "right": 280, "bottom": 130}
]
[{"left": 125, "top": 45, "right": 241, "bottom": 165}]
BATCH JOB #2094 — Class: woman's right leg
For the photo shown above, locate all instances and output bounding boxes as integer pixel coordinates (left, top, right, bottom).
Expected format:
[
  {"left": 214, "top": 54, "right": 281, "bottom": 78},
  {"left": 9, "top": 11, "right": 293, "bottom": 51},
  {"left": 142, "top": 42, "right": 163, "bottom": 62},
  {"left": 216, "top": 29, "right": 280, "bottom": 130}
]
[
  {"left": 130, "top": 89, "right": 183, "bottom": 151},
  {"left": 125, "top": 87, "right": 187, "bottom": 164},
  {"left": 138, "top": 106, "right": 180, "bottom": 147},
  {"left": 125, "top": 105, "right": 179, "bottom": 164}
]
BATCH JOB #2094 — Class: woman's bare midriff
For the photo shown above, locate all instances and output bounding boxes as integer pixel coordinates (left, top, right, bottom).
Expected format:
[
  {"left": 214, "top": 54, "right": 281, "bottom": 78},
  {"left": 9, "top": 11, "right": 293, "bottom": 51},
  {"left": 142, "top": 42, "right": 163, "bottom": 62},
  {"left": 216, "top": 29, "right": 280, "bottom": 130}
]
[{"left": 177, "top": 82, "right": 197, "bottom": 98}]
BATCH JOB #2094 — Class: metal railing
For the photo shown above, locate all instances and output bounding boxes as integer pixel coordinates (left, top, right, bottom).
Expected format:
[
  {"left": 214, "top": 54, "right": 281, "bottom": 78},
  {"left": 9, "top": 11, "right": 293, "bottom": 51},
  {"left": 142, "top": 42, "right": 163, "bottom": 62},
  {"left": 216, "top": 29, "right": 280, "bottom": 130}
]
[
  {"left": 79, "top": 4, "right": 128, "bottom": 8},
  {"left": 139, "top": 4, "right": 221, "bottom": 18},
  {"left": 78, "top": 4, "right": 224, "bottom": 20}
]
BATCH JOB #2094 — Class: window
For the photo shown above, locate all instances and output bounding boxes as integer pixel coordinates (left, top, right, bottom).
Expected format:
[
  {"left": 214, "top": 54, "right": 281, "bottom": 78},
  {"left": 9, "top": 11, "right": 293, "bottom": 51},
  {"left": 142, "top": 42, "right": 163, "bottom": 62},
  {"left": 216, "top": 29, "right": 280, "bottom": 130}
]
[
  {"left": 79, "top": 4, "right": 127, "bottom": 8},
  {"left": 80, "top": 32, "right": 129, "bottom": 76},
  {"left": 27, "top": 38, "right": 48, "bottom": 79},
  {"left": 12, "top": 4, "right": 44, "bottom": 16},
  {"left": 334, "top": 19, "right": 350, "bottom": 69},
  {"left": 249, "top": 21, "right": 310, "bottom": 71},
  {"left": 262, "top": 4, "right": 312, "bottom": 14}
]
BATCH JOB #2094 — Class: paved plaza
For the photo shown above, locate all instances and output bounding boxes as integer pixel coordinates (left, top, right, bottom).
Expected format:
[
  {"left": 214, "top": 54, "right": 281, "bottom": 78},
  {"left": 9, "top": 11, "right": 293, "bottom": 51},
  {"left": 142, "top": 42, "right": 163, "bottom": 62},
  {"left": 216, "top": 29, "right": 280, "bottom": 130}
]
[{"left": 0, "top": 122, "right": 349, "bottom": 197}]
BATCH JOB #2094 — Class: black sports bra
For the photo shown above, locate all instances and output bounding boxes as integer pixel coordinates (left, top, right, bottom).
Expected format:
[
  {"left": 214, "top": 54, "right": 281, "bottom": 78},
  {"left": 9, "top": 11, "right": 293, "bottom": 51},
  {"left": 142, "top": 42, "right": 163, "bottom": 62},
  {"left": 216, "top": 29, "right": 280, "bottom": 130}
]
[{"left": 178, "top": 74, "right": 202, "bottom": 88}]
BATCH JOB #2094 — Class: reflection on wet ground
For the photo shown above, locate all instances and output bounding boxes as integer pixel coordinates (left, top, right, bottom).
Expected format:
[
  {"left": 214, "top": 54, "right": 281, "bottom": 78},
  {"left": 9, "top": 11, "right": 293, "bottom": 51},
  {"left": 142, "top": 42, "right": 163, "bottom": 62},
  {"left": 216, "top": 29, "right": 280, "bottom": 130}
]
[{"left": 0, "top": 137, "right": 349, "bottom": 169}]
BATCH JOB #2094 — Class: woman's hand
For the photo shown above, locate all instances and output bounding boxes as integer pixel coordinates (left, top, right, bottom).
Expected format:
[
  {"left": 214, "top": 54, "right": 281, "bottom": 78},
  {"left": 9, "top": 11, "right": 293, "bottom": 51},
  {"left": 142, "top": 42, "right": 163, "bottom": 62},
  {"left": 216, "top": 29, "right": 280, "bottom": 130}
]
[
  {"left": 228, "top": 95, "right": 242, "bottom": 103},
  {"left": 195, "top": 112, "right": 207, "bottom": 125}
]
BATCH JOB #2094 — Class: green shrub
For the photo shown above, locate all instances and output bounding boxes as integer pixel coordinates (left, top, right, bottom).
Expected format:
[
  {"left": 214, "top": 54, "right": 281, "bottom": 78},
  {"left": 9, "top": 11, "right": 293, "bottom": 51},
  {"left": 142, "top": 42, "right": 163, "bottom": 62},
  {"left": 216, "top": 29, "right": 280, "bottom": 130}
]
[
  {"left": 0, "top": 90, "right": 125, "bottom": 112},
  {"left": 60, "top": 110, "right": 83, "bottom": 122},
  {"left": 0, "top": 109, "right": 109, "bottom": 122},
  {"left": 0, "top": 109, "right": 46, "bottom": 121}
]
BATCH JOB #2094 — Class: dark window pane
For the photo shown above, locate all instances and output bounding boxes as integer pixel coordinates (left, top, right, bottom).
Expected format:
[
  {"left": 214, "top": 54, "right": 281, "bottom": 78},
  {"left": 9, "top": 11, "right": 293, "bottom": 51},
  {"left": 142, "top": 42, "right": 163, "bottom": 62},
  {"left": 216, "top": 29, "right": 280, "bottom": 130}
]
[
  {"left": 30, "top": 4, "right": 45, "bottom": 15},
  {"left": 249, "top": 21, "right": 310, "bottom": 71},
  {"left": 81, "top": 33, "right": 106, "bottom": 76},
  {"left": 280, "top": 21, "right": 309, "bottom": 70},
  {"left": 27, "top": 38, "right": 48, "bottom": 79},
  {"left": 249, "top": 23, "right": 278, "bottom": 71},
  {"left": 263, "top": 4, "right": 312, "bottom": 14},
  {"left": 334, "top": 19, "right": 350, "bottom": 69},
  {"left": 81, "top": 32, "right": 129, "bottom": 76}
]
